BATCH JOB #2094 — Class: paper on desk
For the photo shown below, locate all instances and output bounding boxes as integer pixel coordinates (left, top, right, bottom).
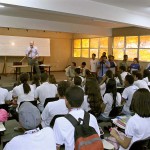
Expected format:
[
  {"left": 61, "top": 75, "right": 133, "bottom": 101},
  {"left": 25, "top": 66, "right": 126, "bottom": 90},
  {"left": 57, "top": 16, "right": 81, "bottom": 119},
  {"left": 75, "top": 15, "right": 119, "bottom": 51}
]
[{"left": 0, "top": 122, "right": 6, "bottom": 131}]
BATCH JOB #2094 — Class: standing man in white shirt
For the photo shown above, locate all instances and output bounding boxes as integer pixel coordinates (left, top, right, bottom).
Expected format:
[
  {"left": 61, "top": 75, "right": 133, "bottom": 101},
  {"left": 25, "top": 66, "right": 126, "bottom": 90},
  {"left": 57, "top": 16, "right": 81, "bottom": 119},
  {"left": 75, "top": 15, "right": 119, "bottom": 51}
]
[
  {"left": 90, "top": 53, "right": 98, "bottom": 77},
  {"left": 25, "top": 41, "right": 41, "bottom": 76}
]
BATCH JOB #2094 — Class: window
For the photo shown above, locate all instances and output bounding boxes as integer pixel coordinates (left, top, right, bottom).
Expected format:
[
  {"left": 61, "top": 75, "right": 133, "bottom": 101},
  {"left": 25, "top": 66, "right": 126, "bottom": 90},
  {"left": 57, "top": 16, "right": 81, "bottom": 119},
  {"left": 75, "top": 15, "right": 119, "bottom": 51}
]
[
  {"left": 73, "top": 37, "right": 108, "bottom": 58},
  {"left": 113, "top": 37, "right": 124, "bottom": 60},
  {"left": 126, "top": 49, "right": 137, "bottom": 61},
  {"left": 126, "top": 36, "right": 138, "bottom": 48},
  {"left": 139, "top": 49, "right": 150, "bottom": 62}
]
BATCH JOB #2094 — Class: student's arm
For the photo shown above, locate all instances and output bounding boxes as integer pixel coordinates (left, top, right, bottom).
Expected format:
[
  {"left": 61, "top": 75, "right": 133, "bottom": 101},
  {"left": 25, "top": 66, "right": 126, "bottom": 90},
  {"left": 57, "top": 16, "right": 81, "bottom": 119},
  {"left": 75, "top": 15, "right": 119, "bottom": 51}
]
[
  {"left": 105, "top": 61, "right": 110, "bottom": 68},
  {"left": 121, "top": 88, "right": 128, "bottom": 105},
  {"left": 110, "top": 128, "right": 132, "bottom": 149}
]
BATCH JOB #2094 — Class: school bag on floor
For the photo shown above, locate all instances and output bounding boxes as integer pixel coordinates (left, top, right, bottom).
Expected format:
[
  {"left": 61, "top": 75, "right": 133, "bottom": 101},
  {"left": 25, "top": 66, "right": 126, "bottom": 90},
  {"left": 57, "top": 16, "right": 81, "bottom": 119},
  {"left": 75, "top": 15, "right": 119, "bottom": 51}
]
[{"left": 65, "top": 111, "right": 104, "bottom": 150}]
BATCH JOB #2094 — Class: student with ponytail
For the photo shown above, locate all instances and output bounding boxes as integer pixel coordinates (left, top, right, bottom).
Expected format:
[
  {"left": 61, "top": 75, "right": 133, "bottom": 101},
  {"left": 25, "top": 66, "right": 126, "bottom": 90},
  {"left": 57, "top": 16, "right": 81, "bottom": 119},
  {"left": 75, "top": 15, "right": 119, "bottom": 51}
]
[
  {"left": 12, "top": 73, "right": 35, "bottom": 111},
  {"left": 98, "top": 79, "right": 121, "bottom": 121}
]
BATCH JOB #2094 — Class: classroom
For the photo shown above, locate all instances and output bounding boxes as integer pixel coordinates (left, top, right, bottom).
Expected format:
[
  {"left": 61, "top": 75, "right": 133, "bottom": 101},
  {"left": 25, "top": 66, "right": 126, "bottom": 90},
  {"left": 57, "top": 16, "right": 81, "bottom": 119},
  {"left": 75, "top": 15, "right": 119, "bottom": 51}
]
[{"left": 0, "top": 1, "right": 150, "bottom": 150}]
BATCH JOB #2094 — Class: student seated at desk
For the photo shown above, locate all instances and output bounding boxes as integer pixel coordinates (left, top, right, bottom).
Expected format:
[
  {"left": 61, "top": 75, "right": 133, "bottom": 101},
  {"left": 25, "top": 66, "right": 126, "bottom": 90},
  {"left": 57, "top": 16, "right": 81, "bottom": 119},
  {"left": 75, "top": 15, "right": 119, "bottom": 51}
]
[
  {"left": 35, "top": 73, "right": 57, "bottom": 112},
  {"left": 115, "top": 66, "right": 129, "bottom": 86},
  {"left": 121, "top": 75, "right": 138, "bottom": 115},
  {"left": 110, "top": 89, "right": 150, "bottom": 150},
  {"left": 53, "top": 86, "right": 101, "bottom": 150},
  {"left": 0, "top": 87, "right": 10, "bottom": 104},
  {"left": 12, "top": 73, "right": 35, "bottom": 112},
  {"left": 132, "top": 71, "right": 149, "bottom": 91},
  {"left": 4, "top": 102, "right": 56, "bottom": 150},
  {"left": 41, "top": 81, "right": 70, "bottom": 128},
  {"left": 31, "top": 74, "right": 41, "bottom": 90},
  {"left": 142, "top": 69, "right": 150, "bottom": 86},
  {"left": 98, "top": 79, "right": 121, "bottom": 121}
]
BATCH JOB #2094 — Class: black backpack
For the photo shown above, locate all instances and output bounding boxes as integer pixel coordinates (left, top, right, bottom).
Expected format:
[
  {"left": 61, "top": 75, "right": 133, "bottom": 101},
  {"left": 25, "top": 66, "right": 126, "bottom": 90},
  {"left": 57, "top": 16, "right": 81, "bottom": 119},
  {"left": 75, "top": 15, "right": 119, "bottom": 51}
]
[{"left": 65, "top": 111, "right": 104, "bottom": 150}]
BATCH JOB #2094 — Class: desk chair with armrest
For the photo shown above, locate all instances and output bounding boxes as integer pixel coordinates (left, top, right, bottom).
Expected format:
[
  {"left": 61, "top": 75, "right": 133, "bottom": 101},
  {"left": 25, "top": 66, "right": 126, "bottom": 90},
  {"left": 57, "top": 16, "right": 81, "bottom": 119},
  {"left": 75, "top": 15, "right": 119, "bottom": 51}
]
[
  {"left": 19, "top": 100, "right": 37, "bottom": 107},
  {"left": 129, "top": 137, "right": 150, "bottom": 150},
  {"left": 44, "top": 97, "right": 59, "bottom": 108}
]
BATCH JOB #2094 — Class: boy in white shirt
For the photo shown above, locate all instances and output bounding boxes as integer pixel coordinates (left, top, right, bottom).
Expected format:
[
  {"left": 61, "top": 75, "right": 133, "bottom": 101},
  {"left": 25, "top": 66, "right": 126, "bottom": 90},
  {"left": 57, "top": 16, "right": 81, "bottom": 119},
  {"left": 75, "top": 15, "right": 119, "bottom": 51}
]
[
  {"left": 4, "top": 102, "right": 56, "bottom": 150},
  {"left": 121, "top": 75, "right": 138, "bottom": 115},
  {"left": 41, "top": 81, "right": 70, "bottom": 127},
  {"left": 90, "top": 53, "right": 98, "bottom": 76},
  {"left": 132, "top": 71, "right": 149, "bottom": 91},
  {"left": 0, "top": 87, "right": 9, "bottom": 104},
  {"left": 53, "top": 86, "right": 100, "bottom": 150},
  {"left": 35, "top": 73, "right": 57, "bottom": 112}
]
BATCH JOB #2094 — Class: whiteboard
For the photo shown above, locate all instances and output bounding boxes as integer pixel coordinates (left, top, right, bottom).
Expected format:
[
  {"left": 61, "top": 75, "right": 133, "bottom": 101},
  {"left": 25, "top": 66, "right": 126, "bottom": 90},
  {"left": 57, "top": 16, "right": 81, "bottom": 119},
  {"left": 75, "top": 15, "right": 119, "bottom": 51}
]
[{"left": 0, "top": 35, "right": 50, "bottom": 56}]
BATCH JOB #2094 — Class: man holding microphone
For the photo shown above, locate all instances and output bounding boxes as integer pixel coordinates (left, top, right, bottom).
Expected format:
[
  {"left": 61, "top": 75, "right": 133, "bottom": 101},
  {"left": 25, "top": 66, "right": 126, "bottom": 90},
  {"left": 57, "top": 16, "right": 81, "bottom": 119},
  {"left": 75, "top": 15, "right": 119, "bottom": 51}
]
[{"left": 25, "top": 41, "right": 41, "bottom": 76}]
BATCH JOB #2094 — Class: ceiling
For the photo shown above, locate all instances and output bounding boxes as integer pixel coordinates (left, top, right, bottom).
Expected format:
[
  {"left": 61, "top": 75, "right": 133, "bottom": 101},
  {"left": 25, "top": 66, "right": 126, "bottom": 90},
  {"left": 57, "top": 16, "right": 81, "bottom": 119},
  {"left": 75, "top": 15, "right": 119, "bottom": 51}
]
[
  {"left": 91, "top": 0, "right": 150, "bottom": 16},
  {"left": 0, "top": 0, "right": 150, "bottom": 35}
]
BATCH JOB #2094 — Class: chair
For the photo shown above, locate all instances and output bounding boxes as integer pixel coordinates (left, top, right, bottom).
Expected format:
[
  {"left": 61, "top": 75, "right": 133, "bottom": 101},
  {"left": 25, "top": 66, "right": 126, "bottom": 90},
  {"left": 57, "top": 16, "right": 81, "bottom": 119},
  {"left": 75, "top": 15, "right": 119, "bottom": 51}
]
[
  {"left": 44, "top": 97, "right": 59, "bottom": 108},
  {"left": 19, "top": 100, "right": 37, "bottom": 107},
  {"left": 50, "top": 114, "right": 65, "bottom": 127},
  {"left": 129, "top": 137, "right": 150, "bottom": 150}
]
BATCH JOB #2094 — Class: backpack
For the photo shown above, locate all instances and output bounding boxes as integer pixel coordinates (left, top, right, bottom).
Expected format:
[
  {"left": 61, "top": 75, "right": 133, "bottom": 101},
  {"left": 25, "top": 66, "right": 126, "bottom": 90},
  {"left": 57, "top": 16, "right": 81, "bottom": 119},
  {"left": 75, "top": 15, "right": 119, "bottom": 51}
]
[{"left": 65, "top": 111, "right": 104, "bottom": 150}]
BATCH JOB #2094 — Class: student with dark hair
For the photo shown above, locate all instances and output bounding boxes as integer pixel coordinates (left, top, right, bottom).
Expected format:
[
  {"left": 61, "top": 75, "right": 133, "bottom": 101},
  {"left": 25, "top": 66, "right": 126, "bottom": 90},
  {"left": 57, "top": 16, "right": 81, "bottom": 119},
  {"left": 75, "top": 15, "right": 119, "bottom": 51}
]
[
  {"left": 110, "top": 89, "right": 150, "bottom": 150},
  {"left": 74, "top": 68, "right": 85, "bottom": 86},
  {"left": 143, "top": 69, "right": 150, "bottom": 86},
  {"left": 115, "top": 66, "right": 129, "bottom": 86},
  {"left": 49, "top": 74, "right": 57, "bottom": 84},
  {"left": 74, "top": 76, "right": 82, "bottom": 87},
  {"left": 31, "top": 74, "right": 41, "bottom": 89},
  {"left": 35, "top": 73, "right": 57, "bottom": 112},
  {"left": 41, "top": 81, "right": 70, "bottom": 127},
  {"left": 99, "top": 70, "right": 114, "bottom": 97},
  {"left": 79, "top": 62, "right": 87, "bottom": 77},
  {"left": 53, "top": 86, "right": 100, "bottom": 150},
  {"left": 129, "top": 58, "right": 140, "bottom": 73},
  {"left": 4, "top": 102, "right": 56, "bottom": 150},
  {"left": 132, "top": 71, "right": 149, "bottom": 90},
  {"left": 98, "top": 79, "right": 121, "bottom": 121},
  {"left": 12, "top": 73, "right": 35, "bottom": 111},
  {"left": 121, "top": 75, "right": 138, "bottom": 115},
  {"left": 85, "top": 77, "right": 103, "bottom": 117}
]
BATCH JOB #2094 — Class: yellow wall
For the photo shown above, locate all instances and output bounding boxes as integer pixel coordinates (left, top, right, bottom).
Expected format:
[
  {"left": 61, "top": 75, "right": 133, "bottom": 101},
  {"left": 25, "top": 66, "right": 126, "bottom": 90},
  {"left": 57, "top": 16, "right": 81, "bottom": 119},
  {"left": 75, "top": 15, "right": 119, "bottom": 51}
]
[{"left": 0, "top": 27, "right": 73, "bottom": 73}]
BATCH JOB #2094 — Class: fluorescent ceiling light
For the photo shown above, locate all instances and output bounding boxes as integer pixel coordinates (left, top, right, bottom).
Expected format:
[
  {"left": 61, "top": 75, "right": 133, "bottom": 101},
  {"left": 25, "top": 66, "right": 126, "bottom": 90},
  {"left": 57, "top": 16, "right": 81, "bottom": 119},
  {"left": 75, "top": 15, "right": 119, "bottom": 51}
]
[{"left": 0, "top": 5, "right": 5, "bottom": 8}]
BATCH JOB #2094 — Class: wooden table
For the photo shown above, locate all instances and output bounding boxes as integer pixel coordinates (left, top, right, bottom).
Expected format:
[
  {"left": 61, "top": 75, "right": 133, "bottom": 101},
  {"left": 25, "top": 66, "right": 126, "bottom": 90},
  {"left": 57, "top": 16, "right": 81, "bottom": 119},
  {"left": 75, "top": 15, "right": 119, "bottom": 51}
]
[
  {"left": 10, "top": 65, "right": 30, "bottom": 80},
  {"left": 39, "top": 64, "right": 51, "bottom": 75}
]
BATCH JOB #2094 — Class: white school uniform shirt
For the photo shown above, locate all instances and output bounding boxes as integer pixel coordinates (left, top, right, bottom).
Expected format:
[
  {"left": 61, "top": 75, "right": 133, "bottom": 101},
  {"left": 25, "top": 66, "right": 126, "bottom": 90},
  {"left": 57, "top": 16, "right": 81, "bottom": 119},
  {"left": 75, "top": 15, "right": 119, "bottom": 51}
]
[
  {"left": 102, "top": 92, "right": 121, "bottom": 118},
  {"left": 100, "top": 82, "right": 106, "bottom": 97},
  {"left": 122, "top": 85, "right": 138, "bottom": 114},
  {"left": 115, "top": 72, "right": 129, "bottom": 85},
  {"left": 0, "top": 87, "right": 9, "bottom": 104},
  {"left": 34, "top": 82, "right": 57, "bottom": 112},
  {"left": 41, "top": 99, "right": 68, "bottom": 128},
  {"left": 119, "top": 114, "right": 150, "bottom": 150},
  {"left": 12, "top": 84, "right": 35, "bottom": 111},
  {"left": 4, "top": 127, "right": 56, "bottom": 150},
  {"left": 90, "top": 59, "right": 98, "bottom": 72},
  {"left": 53, "top": 109, "right": 100, "bottom": 150},
  {"left": 81, "top": 95, "right": 91, "bottom": 112},
  {"left": 133, "top": 80, "right": 149, "bottom": 91},
  {"left": 25, "top": 46, "right": 39, "bottom": 58},
  {"left": 142, "top": 77, "right": 150, "bottom": 86}
]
